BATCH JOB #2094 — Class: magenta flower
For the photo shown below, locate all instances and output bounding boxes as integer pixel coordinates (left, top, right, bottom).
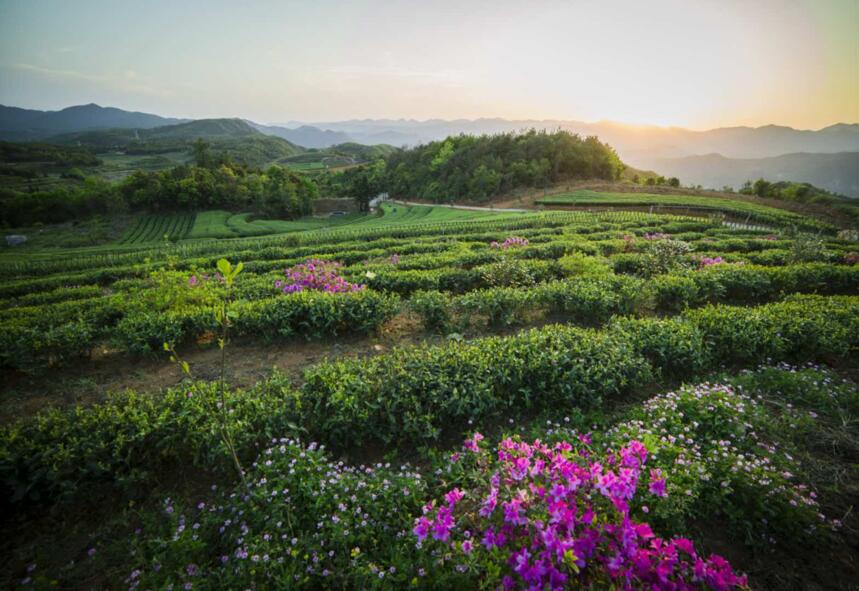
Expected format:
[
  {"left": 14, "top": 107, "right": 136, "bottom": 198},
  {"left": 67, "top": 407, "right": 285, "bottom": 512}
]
[
  {"left": 414, "top": 435, "right": 747, "bottom": 589},
  {"left": 648, "top": 469, "right": 667, "bottom": 498},
  {"left": 490, "top": 236, "right": 529, "bottom": 249},
  {"left": 275, "top": 259, "right": 366, "bottom": 294}
]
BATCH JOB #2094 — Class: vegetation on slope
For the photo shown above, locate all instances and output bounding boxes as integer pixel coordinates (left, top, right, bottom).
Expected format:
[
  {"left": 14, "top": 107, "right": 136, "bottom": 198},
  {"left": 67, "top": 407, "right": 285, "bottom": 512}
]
[{"left": 382, "top": 129, "right": 624, "bottom": 202}]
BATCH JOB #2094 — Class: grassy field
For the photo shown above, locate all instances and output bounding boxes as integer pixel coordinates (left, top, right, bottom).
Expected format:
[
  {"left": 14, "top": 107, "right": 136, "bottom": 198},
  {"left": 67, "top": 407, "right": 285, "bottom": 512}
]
[{"left": 536, "top": 189, "right": 830, "bottom": 230}]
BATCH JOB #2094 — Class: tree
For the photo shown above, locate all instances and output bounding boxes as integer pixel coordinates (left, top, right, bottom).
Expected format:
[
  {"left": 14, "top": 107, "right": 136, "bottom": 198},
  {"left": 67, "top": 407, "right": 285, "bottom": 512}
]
[
  {"left": 752, "top": 178, "right": 771, "bottom": 198},
  {"left": 192, "top": 139, "right": 212, "bottom": 168},
  {"left": 667, "top": 177, "right": 680, "bottom": 187}
]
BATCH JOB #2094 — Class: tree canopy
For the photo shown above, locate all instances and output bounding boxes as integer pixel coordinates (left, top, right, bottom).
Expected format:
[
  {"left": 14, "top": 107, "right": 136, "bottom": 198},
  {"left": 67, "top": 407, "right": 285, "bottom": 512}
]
[{"left": 381, "top": 130, "right": 624, "bottom": 202}]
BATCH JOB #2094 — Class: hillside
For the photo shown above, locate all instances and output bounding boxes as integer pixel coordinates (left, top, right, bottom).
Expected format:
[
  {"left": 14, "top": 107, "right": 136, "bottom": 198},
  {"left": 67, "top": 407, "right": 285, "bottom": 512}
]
[
  {"left": 249, "top": 122, "right": 352, "bottom": 148},
  {"left": 47, "top": 118, "right": 304, "bottom": 165},
  {"left": 0, "top": 103, "right": 186, "bottom": 141},
  {"left": 635, "top": 152, "right": 859, "bottom": 197}
]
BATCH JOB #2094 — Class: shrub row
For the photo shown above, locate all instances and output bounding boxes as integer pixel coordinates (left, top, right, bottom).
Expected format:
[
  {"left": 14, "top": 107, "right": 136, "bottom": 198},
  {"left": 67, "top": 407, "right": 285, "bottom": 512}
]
[
  {"left": 2, "top": 296, "right": 855, "bottom": 513},
  {"left": 0, "top": 289, "right": 399, "bottom": 369},
  {"left": 302, "top": 295, "right": 859, "bottom": 451},
  {"left": 408, "top": 263, "right": 859, "bottom": 328},
  {"left": 0, "top": 380, "right": 301, "bottom": 509},
  {"left": 113, "top": 289, "right": 401, "bottom": 355},
  {"left": 651, "top": 262, "right": 859, "bottom": 312}
]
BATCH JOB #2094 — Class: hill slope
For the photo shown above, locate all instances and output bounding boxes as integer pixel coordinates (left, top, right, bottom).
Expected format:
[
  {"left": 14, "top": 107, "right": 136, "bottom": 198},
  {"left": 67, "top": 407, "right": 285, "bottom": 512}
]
[
  {"left": 45, "top": 118, "right": 304, "bottom": 165},
  {"left": 0, "top": 103, "right": 186, "bottom": 140},
  {"left": 248, "top": 122, "right": 353, "bottom": 148}
]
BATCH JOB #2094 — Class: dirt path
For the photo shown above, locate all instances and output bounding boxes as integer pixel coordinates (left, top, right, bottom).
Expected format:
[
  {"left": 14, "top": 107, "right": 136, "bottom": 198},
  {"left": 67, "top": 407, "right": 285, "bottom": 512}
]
[
  {"left": 0, "top": 314, "right": 443, "bottom": 424},
  {"left": 390, "top": 199, "right": 528, "bottom": 213}
]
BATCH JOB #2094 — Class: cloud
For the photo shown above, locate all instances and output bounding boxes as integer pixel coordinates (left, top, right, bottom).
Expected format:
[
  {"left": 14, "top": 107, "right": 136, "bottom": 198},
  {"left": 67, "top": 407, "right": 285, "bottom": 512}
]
[{"left": 10, "top": 63, "right": 172, "bottom": 97}]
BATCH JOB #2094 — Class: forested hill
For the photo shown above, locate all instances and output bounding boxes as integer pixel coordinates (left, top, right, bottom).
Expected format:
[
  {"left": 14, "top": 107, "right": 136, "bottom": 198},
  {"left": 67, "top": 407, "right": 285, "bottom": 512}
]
[
  {"left": 47, "top": 118, "right": 304, "bottom": 165},
  {"left": 381, "top": 130, "right": 625, "bottom": 202}
]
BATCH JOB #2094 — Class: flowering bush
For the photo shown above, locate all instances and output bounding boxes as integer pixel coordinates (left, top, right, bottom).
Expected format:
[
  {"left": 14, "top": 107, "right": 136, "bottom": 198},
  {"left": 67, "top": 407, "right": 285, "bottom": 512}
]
[
  {"left": 126, "top": 437, "right": 427, "bottom": 589},
  {"left": 414, "top": 434, "right": 748, "bottom": 590},
  {"left": 490, "top": 236, "right": 530, "bottom": 249},
  {"left": 643, "top": 239, "right": 695, "bottom": 276},
  {"left": 697, "top": 256, "right": 726, "bottom": 268},
  {"left": 275, "top": 259, "right": 365, "bottom": 293},
  {"left": 606, "top": 382, "right": 837, "bottom": 541}
]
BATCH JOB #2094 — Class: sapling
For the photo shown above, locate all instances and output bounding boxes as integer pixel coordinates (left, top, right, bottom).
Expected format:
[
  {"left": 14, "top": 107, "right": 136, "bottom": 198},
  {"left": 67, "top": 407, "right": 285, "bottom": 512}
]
[{"left": 164, "top": 258, "right": 250, "bottom": 492}]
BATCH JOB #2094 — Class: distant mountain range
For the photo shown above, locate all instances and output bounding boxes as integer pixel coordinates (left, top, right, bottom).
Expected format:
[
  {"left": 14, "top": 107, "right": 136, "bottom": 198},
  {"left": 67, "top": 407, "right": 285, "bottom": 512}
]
[
  {"left": 291, "top": 118, "right": 859, "bottom": 159},
  {"left": 1, "top": 103, "right": 857, "bottom": 195},
  {"left": 247, "top": 122, "right": 352, "bottom": 149},
  {"left": 633, "top": 152, "right": 859, "bottom": 197},
  {"left": 0, "top": 103, "right": 187, "bottom": 141}
]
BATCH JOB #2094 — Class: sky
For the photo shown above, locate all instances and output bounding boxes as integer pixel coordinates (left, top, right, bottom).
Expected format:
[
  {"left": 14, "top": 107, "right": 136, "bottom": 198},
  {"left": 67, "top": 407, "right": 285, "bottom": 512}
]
[{"left": 0, "top": 0, "right": 856, "bottom": 130}]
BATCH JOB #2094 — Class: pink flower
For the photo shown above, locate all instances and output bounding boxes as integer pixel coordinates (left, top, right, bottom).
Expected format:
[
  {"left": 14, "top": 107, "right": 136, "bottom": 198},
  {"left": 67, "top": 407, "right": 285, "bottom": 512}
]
[
  {"left": 445, "top": 488, "right": 464, "bottom": 507},
  {"left": 648, "top": 469, "right": 667, "bottom": 497}
]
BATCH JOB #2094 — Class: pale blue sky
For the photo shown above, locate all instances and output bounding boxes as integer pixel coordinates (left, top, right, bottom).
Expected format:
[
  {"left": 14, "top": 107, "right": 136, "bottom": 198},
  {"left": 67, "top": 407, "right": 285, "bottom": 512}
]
[{"left": 0, "top": 0, "right": 856, "bottom": 129}]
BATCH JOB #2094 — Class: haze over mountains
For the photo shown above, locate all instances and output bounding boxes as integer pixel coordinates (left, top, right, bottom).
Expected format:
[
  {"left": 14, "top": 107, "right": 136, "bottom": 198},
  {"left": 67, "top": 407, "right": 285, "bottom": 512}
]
[{"left": 2, "top": 103, "right": 857, "bottom": 196}]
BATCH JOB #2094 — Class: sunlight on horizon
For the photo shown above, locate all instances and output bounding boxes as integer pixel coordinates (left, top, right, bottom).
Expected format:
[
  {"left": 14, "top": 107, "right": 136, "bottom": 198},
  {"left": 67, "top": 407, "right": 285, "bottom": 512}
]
[{"left": 0, "top": 0, "right": 856, "bottom": 129}]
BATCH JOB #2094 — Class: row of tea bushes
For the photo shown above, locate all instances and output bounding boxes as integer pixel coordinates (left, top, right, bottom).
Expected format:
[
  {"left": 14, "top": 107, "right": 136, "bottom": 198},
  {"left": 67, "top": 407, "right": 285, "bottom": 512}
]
[
  {"left": 301, "top": 295, "right": 859, "bottom": 451},
  {"left": 2, "top": 296, "right": 855, "bottom": 513},
  {"left": 0, "top": 289, "right": 400, "bottom": 369},
  {"left": 408, "top": 263, "right": 859, "bottom": 328}
]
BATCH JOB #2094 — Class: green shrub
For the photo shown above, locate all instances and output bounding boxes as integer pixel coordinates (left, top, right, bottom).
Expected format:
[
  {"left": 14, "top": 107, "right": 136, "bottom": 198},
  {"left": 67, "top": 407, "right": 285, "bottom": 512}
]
[
  {"left": 456, "top": 285, "right": 535, "bottom": 326},
  {"left": 236, "top": 290, "right": 401, "bottom": 339},
  {"left": 608, "top": 316, "right": 711, "bottom": 378},
  {"left": 0, "top": 379, "right": 302, "bottom": 509},
  {"left": 408, "top": 289, "right": 453, "bottom": 331},
  {"left": 684, "top": 295, "right": 859, "bottom": 363},
  {"left": 301, "top": 325, "right": 651, "bottom": 450}
]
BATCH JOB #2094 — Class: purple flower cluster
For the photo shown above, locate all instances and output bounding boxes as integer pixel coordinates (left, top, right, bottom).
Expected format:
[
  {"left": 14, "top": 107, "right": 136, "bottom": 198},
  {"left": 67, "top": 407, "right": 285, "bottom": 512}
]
[
  {"left": 274, "top": 259, "right": 365, "bottom": 294},
  {"left": 490, "top": 237, "right": 530, "bottom": 249},
  {"left": 698, "top": 256, "right": 726, "bottom": 268},
  {"left": 188, "top": 273, "right": 224, "bottom": 287},
  {"left": 414, "top": 434, "right": 748, "bottom": 590}
]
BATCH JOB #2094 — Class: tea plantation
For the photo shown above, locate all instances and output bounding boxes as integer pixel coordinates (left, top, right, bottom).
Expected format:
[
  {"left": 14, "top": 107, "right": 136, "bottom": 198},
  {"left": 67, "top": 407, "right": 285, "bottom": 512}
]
[{"left": 1, "top": 204, "right": 858, "bottom": 590}]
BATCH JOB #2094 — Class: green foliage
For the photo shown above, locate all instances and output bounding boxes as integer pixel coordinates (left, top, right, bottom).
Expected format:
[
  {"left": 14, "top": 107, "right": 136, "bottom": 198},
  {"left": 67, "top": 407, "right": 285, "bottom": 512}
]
[
  {"left": 0, "top": 141, "right": 101, "bottom": 165},
  {"left": 788, "top": 232, "right": 828, "bottom": 263},
  {"left": 0, "top": 380, "right": 302, "bottom": 508},
  {"left": 642, "top": 238, "right": 695, "bottom": 275},
  {"left": 382, "top": 130, "right": 623, "bottom": 202},
  {"left": 301, "top": 296, "right": 858, "bottom": 452},
  {"left": 301, "top": 325, "right": 651, "bottom": 450},
  {"left": 538, "top": 190, "right": 832, "bottom": 232},
  {"left": 408, "top": 289, "right": 452, "bottom": 331},
  {"left": 685, "top": 295, "right": 859, "bottom": 363}
]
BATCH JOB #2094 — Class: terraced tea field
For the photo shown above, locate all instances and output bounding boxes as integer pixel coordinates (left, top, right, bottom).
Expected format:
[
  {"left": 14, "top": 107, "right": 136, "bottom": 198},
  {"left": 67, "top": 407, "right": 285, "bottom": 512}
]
[
  {"left": 536, "top": 189, "right": 829, "bottom": 230},
  {"left": 119, "top": 212, "right": 196, "bottom": 243},
  {"left": 1, "top": 203, "right": 858, "bottom": 590}
]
